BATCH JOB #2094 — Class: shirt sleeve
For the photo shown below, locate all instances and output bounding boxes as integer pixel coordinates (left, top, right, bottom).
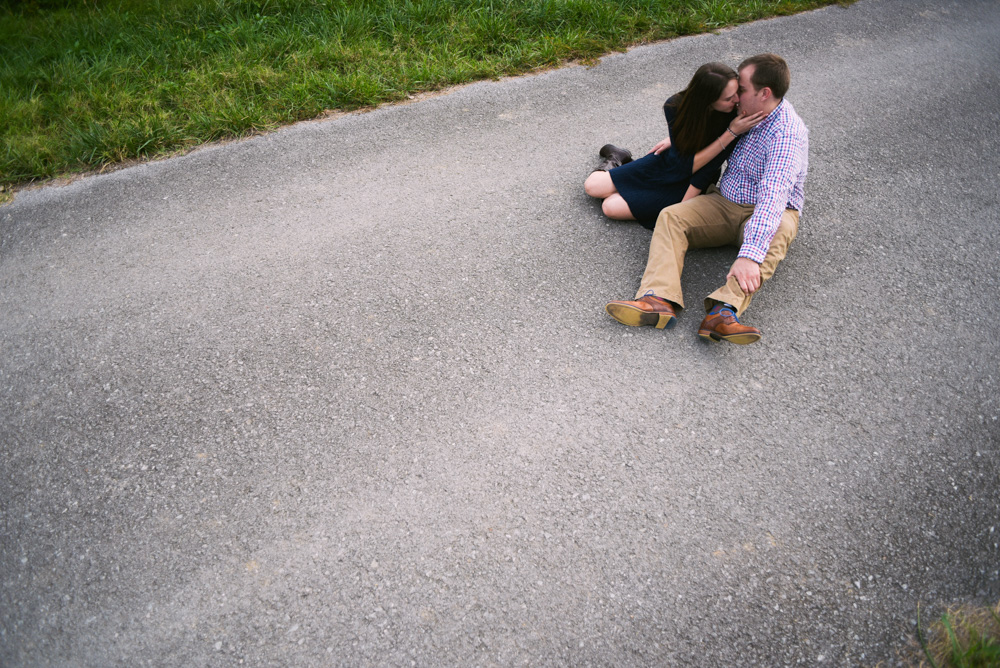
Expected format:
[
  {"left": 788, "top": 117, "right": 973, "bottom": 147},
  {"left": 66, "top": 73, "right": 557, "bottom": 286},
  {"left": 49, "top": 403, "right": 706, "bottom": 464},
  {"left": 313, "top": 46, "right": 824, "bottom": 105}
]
[{"left": 737, "top": 130, "right": 806, "bottom": 263}]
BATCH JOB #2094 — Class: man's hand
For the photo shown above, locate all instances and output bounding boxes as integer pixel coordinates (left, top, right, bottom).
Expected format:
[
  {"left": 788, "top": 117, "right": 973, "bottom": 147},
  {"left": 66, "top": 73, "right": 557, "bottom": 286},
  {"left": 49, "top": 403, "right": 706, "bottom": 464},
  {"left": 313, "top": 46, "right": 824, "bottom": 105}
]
[{"left": 727, "top": 257, "right": 762, "bottom": 294}]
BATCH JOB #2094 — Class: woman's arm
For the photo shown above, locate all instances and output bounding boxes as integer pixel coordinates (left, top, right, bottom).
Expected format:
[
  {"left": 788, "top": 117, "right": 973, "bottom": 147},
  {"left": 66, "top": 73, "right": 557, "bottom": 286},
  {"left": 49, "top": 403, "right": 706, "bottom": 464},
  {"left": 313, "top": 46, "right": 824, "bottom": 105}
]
[
  {"left": 681, "top": 184, "right": 702, "bottom": 202},
  {"left": 691, "top": 111, "right": 765, "bottom": 172}
]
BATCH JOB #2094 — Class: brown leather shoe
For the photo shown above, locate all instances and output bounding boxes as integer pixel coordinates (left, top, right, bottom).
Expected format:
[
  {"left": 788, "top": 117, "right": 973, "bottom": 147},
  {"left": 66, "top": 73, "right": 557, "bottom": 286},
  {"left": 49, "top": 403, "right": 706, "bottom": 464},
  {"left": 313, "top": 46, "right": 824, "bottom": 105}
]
[
  {"left": 605, "top": 295, "right": 677, "bottom": 329},
  {"left": 698, "top": 306, "right": 761, "bottom": 344}
]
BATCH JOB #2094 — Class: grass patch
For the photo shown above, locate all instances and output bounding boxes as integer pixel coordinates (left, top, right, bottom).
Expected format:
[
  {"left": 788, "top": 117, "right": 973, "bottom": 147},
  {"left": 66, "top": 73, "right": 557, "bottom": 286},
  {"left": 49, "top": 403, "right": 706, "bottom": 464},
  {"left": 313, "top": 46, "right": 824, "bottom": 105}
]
[
  {"left": 906, "top": 601, "right": 1000, "bottom": 667},
  {"left": 1, "top": 0, "right": 849, "bottom": 190}
]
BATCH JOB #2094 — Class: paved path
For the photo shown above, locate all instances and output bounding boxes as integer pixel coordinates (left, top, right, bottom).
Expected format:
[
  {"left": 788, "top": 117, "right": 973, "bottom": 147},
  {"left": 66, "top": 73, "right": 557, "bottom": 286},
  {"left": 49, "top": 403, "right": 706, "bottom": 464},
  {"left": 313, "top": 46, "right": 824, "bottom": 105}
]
[{"left": 2, "top": 0, "right": 999, "bottom": 664}]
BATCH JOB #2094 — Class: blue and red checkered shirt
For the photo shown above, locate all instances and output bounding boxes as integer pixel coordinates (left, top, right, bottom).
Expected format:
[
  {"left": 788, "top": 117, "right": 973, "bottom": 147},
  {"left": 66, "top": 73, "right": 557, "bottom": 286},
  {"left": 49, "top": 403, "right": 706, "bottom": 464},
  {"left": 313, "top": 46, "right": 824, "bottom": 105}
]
[{"left": 719, "top": 99, "right": 809, "bottom": 264}]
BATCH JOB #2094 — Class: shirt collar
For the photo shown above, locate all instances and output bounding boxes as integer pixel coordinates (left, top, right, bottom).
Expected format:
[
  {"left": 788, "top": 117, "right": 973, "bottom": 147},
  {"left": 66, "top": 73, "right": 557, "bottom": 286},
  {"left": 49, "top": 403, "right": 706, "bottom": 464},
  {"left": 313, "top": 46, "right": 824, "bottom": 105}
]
[{"left": 754, "top": 99, "right": 786, "bottom": 133}]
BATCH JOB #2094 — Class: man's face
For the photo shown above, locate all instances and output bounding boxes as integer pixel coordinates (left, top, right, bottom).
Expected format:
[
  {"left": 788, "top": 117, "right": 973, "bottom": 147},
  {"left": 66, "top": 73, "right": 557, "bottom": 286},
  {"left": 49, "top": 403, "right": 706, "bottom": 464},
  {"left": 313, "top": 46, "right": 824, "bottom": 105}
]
[{"left": 737, "top": 65, "right": 765, "bottom": 116}]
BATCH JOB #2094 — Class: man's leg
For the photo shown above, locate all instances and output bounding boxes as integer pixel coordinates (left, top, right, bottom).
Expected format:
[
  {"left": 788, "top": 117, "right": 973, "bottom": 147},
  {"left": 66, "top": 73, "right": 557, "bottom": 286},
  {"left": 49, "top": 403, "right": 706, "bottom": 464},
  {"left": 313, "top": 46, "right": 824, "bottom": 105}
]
[
  {"left": 604, "top": 189, "right": 750, "bottom": 329},
  {"left": 636, "top": 190, "right": 752, "bottom": 308},
  {"left": 704, "top": 208, "right": 800, "bottom": 315}
]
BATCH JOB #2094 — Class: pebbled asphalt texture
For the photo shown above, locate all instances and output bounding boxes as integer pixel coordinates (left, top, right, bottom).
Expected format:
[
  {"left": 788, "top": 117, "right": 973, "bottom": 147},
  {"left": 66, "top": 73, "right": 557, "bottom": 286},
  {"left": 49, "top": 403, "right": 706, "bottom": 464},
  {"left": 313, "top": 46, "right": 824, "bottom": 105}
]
[{"left": 2, "top": 0, "right": 999, "bottom": 665}]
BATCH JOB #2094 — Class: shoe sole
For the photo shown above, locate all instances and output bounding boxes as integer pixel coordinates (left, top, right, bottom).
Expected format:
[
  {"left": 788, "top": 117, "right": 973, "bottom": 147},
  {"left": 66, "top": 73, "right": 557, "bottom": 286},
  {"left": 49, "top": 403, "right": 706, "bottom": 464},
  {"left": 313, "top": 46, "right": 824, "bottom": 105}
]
[
  {"left": 606, "top": 302, "right": 676, "bottom": 329},
  {"left": 698, "top": 329, "right": 761, "bottom": 345}
]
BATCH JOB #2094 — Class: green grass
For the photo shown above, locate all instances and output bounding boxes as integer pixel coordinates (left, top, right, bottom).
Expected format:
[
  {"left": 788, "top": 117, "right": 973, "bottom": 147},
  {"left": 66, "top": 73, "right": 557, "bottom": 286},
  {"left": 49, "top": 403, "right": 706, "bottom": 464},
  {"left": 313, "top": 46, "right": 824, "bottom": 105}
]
[
  {"left": 0, "top": 0, "right": 847, "bottom": 189},
  {"left": 911, "top": 602, "right": 1000, "bottom": 668}
]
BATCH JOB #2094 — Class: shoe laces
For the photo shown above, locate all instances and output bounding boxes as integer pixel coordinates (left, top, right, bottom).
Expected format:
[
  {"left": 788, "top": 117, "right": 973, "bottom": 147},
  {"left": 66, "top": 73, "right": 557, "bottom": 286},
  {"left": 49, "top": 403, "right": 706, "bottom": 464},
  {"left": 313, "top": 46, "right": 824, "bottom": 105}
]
[
  {"left": 711, "top": 304, "right": 739, "bottom": 320},
  {"left": 642, "top": 290, "right": 668, "bottom": 305}
]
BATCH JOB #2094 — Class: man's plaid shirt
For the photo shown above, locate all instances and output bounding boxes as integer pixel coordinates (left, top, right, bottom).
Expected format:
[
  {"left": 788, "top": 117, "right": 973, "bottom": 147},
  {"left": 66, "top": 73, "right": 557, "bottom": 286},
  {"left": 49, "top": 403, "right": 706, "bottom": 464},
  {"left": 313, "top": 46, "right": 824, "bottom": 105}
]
[{"left": 720, "top": 99, "right": 809, "bottom": 264}]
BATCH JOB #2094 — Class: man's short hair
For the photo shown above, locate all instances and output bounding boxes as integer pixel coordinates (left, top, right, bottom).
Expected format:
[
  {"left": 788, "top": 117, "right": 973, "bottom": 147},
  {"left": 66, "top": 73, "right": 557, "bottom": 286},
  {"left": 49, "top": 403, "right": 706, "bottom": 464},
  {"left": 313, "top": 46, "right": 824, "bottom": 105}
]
[{"left": 739, "top": 53, "right": 790, "bottom": 99}]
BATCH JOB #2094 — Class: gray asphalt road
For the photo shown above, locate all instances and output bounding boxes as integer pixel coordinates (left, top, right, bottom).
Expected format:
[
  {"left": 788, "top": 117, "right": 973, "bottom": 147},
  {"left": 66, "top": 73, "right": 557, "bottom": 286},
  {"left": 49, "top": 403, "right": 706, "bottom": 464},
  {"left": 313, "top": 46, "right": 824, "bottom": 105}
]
[{"left": 3, "top": 0, "right": 999, "bottom": 665}]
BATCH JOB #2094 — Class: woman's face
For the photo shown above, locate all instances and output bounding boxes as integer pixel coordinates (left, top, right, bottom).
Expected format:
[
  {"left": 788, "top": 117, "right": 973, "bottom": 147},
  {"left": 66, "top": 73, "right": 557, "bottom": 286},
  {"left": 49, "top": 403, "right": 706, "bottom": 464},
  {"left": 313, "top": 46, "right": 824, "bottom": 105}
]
[{"left": 711, "top": 79, "right": 739, "bottom": 113}]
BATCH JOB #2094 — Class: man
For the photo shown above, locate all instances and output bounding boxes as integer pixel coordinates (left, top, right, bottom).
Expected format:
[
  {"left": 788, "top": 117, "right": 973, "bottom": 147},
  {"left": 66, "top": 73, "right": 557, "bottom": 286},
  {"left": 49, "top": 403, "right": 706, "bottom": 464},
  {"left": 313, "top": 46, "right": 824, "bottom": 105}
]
[{"left": 605, "top": 54, "right": 809, "bottom": 345}]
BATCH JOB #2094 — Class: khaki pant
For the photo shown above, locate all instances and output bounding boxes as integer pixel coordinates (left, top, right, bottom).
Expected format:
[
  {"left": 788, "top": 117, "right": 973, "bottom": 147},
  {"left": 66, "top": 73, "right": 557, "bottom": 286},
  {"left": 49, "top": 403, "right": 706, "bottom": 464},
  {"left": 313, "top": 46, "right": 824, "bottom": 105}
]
[{"left": 636, "top": 186, "right": 799, "bottom": 315}]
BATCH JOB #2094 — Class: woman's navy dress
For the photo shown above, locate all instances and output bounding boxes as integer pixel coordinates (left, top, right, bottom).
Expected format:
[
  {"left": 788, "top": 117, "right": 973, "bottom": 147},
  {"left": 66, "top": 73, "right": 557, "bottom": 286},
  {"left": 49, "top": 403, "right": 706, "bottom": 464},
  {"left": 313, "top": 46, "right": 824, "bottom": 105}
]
[{"left": 609, "top": 94, "right": 735, "bottom": 230}]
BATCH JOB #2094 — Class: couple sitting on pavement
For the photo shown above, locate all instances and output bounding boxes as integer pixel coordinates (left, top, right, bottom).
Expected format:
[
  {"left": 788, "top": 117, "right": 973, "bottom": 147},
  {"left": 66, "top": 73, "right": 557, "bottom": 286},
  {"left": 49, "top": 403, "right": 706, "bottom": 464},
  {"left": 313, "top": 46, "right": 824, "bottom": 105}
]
[{"left": 585, "top": 53, "right": 809, "bottom": 345}]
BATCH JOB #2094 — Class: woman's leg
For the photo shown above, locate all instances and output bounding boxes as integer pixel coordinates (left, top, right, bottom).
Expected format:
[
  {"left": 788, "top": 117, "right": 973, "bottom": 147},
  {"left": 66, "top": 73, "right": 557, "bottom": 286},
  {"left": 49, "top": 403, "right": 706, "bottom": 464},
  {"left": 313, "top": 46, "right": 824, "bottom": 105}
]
[
  {"left": 584, "top": 170, "right": 617, "bottom": 198},
  {"left": 601, "top": 194, "right": 636, "bottom": 220},
  {"left": 584, "top": 169, "right": 636, "bottom": 220}
]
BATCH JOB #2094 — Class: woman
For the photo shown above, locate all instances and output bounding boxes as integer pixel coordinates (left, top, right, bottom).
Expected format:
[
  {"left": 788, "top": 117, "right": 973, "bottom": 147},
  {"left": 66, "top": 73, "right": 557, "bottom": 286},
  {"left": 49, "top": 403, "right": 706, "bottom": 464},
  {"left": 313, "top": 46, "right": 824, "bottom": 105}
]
[{"left": 584, "top": 62, "right": 764, "bottom": 229}]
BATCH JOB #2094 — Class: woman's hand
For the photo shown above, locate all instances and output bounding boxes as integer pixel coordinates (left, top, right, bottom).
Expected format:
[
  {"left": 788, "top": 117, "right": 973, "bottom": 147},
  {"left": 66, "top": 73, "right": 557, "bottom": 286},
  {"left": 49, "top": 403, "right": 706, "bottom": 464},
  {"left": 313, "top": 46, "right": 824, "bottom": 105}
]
[
  {"left": 729, "top": 111, "right": 766, "bottom": 135},
  {"left": 650, "top": 137, "right": 671, "bottom": 155}
]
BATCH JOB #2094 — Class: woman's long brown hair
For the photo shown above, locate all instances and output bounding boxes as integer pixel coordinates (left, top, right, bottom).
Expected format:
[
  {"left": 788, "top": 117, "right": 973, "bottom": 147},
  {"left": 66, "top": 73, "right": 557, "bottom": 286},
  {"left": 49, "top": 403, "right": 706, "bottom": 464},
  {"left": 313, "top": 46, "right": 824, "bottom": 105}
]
[{"left": 667, "top": 62, "right": 738, "bottom": 156}]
